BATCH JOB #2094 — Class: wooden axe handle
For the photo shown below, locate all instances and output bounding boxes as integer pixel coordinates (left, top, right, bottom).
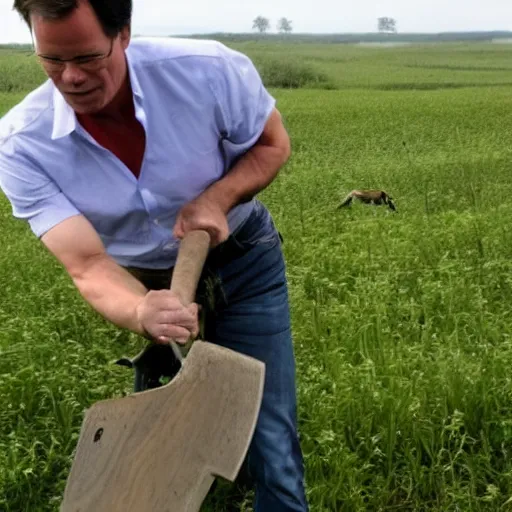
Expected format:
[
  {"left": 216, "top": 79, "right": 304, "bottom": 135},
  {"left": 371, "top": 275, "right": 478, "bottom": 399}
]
[{"left": 169, "top": 229, "right": 211, "bottom": 360}]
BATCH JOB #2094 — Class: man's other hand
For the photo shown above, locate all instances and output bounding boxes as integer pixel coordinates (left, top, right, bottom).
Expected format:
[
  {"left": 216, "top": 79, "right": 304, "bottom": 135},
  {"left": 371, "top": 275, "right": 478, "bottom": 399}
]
[{"left": 135, "top": 290, "right": 200, "bottom": 344}]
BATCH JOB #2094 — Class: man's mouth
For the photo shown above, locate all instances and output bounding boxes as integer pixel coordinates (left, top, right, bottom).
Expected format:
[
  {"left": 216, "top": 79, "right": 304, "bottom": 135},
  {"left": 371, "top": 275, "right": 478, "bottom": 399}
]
[{"left": 66, "top": 87, "right": 99, "bottom": 96}]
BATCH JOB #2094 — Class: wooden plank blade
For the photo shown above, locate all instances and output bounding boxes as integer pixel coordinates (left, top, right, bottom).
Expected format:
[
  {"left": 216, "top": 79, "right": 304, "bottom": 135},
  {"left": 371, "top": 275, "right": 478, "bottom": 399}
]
[{"left": 60, "top": 341, "right": 265, "bottom": 512}]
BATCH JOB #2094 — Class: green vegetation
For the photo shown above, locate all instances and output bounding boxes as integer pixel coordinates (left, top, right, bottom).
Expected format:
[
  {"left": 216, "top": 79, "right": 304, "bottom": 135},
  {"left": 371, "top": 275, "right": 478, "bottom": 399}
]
[
  {"left": 2, "top": 40, "right": 512, "bottom": 511},
  {"left": 251, "top": 55, "right": 335, "bottom": 89},
  {"left": 0, "top": 49, "right": 46, "bottom": 93}
]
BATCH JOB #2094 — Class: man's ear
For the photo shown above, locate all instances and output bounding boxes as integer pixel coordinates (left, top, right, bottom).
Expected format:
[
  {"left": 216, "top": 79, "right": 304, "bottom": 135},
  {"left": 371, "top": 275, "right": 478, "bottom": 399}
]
[{"left": 120, "top": 24, "right": 131, "bottom": 50}]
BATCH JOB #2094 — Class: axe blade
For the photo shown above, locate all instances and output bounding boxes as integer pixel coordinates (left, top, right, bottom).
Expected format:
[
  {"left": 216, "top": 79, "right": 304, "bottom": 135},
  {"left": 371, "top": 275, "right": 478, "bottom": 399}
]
[{"left": 61, "top": 340, "right": 265, "bottom": 512}]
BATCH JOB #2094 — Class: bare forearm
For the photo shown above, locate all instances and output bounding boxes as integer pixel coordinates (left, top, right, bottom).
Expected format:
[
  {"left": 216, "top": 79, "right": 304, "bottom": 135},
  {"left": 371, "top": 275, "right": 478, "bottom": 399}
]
[
  {"left": 204, "top": 141, "right": 290, "bottom": 214},
  {"left": 203, "top": 108, "right": 291, "bottom": 213},
  {"left": 71, "top": 254, "right": 148, "bottom": 336}
]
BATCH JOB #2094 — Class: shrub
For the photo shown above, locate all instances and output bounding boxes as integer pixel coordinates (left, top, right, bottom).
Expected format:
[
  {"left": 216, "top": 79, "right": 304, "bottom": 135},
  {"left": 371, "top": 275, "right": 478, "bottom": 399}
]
[{"left": 254, "top": 56, "right": 336, "bottom": 90}]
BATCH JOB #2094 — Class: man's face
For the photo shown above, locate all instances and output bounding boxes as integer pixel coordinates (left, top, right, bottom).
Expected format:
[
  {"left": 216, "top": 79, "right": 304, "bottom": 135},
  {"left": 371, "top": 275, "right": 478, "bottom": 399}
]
[{"left": 31, "top": 0, "right": 130, "bottom": 114}]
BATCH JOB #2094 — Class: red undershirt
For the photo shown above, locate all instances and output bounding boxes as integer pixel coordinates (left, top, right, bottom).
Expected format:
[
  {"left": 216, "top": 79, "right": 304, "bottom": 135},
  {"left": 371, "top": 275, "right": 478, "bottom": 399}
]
[{"left": 76, "top": 79, "right": 146, "bottom": 179}]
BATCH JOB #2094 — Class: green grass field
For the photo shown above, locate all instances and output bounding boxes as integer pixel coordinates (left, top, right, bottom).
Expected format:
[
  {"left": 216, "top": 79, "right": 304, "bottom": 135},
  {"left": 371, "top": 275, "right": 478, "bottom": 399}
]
[{"left": 2, "top": 40, "right": 512, "bottom": 511}]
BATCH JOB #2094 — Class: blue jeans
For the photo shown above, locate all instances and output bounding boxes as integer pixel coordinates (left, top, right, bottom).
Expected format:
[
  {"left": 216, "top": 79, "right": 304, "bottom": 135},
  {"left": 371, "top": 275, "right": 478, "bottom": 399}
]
[{"left": 123, "top": 200, "right": 308, "bottom": 511}]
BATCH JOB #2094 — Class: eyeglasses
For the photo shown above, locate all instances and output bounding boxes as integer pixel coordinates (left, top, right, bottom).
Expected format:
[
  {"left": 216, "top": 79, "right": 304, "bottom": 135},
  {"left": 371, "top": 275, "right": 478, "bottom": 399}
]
[{"left": 37, "top": 38, "right": 114, "bottom": 73}]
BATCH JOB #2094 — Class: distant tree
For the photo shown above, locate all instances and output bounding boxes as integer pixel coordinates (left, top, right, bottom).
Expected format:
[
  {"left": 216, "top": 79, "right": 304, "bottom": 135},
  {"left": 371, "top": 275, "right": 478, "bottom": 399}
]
[
  {"left": 252, "top": 16, "right": 270, "bottom": 33},
  {"left": 277, "top": 17, "right": 293, "bottom": 34},
  {"left": 378, "top": 17, "right": 397, "bottom": 33}
]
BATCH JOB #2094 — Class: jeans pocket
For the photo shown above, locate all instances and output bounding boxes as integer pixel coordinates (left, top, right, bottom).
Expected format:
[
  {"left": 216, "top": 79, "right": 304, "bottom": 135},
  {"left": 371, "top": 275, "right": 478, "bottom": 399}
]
[{"left": 231, "top": 201, "right": 281, "bottom": 251}]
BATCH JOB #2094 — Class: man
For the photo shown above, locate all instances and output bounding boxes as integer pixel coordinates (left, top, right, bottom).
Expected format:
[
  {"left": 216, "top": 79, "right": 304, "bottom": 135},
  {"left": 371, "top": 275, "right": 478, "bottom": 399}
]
[{"left": 0, "top": 0, "right": 308, "bottom": 510}]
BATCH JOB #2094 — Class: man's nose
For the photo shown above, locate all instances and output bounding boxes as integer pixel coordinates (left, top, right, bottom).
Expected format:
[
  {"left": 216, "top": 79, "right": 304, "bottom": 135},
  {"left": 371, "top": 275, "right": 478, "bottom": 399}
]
[{"left": 60, "top": 63, "right": 88, "bottom": 87}]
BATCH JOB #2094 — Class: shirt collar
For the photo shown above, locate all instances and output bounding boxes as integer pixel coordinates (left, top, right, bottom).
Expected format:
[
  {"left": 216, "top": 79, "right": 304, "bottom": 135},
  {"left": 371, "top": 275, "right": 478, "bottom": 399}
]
[
  {"left": 126, "top": 47, "right": 144, "bottom": 101},
  {"left": 51, "top": 86, "right": 76, "bottom": 140},
  {"left": 51, "top": 48, "right": 143, "bottom": 141}
]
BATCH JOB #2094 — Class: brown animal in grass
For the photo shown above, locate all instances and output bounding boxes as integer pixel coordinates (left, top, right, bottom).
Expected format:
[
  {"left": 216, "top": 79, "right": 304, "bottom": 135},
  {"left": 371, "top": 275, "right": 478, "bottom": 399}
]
[{"left": 338, "top": 189, "right": 397, "bottom": 212}]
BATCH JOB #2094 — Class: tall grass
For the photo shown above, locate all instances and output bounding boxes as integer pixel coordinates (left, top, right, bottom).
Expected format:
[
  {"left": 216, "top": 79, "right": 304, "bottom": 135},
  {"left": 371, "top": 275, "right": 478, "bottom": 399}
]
[
  {"left": 2, "top": 42, "right": 512, "bottom": 511},
  {"left": 235, "top": 41, "right": 512, "bottom": 91},
  {"left": 260, "top": 82, "right": 512, "bottom": 510},
  {"left": 0, "top": 49, "right": 46, "bottom": 94}
]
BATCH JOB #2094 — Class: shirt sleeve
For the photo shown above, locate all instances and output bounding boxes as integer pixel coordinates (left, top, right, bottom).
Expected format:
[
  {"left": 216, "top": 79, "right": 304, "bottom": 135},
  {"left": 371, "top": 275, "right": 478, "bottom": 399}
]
[
  {"left": 208, "top": 43, "right": 277, "bottom": 169},
  {"left": 0, "top": 136, "right": 81, "bottom": 238}
]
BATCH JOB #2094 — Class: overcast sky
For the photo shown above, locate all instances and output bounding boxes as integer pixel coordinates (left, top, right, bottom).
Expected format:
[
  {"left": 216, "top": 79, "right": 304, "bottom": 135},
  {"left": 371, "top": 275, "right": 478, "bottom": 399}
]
[{"left": 0, "top": 0, "right": 510, "bottom": 44}]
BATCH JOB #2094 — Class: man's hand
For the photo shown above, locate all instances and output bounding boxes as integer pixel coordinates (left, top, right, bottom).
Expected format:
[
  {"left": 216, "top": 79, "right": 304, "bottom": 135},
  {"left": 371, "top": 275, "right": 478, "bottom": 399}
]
[
  {"left": 173, "top": 194, "right": 229, "bottom": 247},
  {"left": 135, "top": 290, "right": 200, "bottom": 344}
]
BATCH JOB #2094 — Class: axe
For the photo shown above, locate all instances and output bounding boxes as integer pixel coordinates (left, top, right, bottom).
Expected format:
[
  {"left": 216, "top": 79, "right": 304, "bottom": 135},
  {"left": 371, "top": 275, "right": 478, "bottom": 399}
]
[{"left": 60, "top": 229, "right": 266, "bottom": 511}]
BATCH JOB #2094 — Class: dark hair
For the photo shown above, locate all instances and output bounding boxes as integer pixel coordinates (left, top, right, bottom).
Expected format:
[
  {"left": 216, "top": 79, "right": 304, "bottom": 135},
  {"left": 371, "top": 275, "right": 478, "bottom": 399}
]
[{"left": 13, "top": 0, "right": 132, "bottom": 37}]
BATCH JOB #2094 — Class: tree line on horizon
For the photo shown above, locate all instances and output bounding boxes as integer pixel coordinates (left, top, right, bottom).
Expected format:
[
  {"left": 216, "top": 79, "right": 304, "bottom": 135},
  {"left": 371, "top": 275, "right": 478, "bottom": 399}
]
[{"left": 252, "top": 16, "right": 399, "bottom": 34}]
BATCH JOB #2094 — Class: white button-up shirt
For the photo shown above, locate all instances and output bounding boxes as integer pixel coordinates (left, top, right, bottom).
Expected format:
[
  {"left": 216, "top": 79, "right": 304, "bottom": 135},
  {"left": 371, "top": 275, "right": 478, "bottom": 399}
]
[{"left": 0, "top": 37, "right": 276, "bottom": 269}]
